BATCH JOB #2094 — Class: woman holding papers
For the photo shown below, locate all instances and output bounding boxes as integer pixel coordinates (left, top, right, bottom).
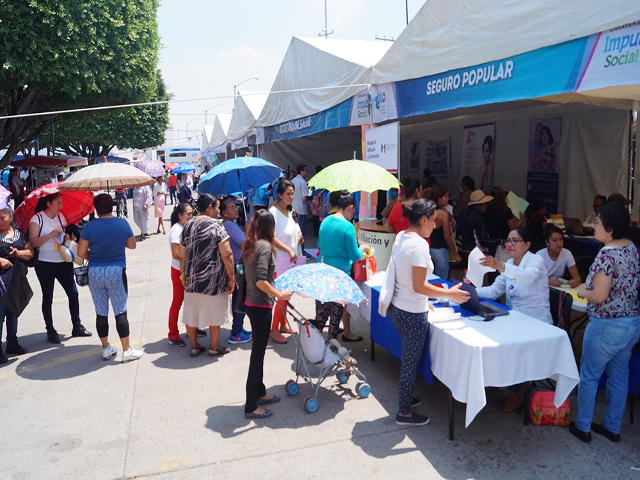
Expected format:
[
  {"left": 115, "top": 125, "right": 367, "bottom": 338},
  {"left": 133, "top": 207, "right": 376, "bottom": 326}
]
[
  {"left": 388, "top": 199, "right": 469, "bottom": 426},
  {"left": 477, "top": 227, "right": 552, "bottom": 412},
  {"left": 570, "top": 203, "right": 640, "bottom": 444}
]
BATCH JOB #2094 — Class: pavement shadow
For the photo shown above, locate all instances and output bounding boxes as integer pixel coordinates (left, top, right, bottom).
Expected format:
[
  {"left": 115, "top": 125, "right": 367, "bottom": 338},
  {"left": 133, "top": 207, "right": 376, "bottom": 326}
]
[
  {"left": 15, "top": 344, "right": 112, "bottom": 380},
  {"left": 143, "top": 337, "right": 236, "bottom": 370},
  {"left": 4, "top": 332, "right": 68, "bottom": 356},
  {"left": 205, "top": 382, "right": 358, "bottom": 438}
]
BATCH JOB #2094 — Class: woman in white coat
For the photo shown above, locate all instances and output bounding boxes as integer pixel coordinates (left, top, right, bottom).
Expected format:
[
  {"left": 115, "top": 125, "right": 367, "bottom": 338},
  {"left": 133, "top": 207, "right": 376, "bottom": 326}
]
[{"left": 477, "top": 227, "right": 552, "bottom": 412}]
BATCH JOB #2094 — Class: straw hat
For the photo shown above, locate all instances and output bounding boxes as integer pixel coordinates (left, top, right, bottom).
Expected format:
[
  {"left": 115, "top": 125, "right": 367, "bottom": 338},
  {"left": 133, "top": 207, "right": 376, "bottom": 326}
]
[
  {"left": 607, "top": 193, "right": 632, "bottom": 206},
  {"left": 468, "top": 190, "right": 494, "bottom": 205}
]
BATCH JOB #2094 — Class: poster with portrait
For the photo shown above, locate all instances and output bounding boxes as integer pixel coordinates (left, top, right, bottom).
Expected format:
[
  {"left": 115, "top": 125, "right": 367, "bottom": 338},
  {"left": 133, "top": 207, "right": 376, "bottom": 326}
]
[
  {"left": 461, "top": 123, "right": 495, "bottom": 195},
  {"left": 526, "top": 118, "right": 562, "bottom": 214},
  {"left": 425, "top": 139, "right": 450, "bottom": 176},
  {"left": 409, "top": 140, "right": 420, "bottom": 172}
]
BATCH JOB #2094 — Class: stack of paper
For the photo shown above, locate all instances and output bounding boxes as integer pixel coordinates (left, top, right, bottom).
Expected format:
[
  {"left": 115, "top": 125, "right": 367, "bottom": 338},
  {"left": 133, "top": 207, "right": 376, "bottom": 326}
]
[{"left": 428, "top": 307, "right": 461, "bottom": 323}]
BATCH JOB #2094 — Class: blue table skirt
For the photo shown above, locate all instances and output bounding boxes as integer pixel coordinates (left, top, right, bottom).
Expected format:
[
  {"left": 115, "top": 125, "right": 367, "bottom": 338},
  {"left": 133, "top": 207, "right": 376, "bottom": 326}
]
[{"left": 370, "top": 277, "right": 510, "bottom": 386}]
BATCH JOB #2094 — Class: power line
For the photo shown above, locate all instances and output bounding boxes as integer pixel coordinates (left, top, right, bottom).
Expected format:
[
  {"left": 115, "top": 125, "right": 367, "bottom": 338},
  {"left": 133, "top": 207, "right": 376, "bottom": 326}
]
[{"left": 0, "top": 84, "right": 370, "bottom": 120}]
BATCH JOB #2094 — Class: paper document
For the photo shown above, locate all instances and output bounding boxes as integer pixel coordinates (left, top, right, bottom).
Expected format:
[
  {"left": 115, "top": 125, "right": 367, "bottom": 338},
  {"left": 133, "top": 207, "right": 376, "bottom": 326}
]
[
  {"left": 276, "top": 255, "right": 306, "bottom": 275},
  {"left": 466, "top": 247, "right": 495, "bottom": 288},
  {"left": 428, "top": 307, "right": 461, "bottom": 323},
  {"left": 506, "top": 191, "right": 529, "bottom": 217}
]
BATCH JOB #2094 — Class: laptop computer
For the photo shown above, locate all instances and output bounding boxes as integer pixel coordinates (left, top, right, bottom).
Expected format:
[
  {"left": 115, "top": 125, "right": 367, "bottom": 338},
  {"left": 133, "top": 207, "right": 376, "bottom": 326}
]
[
  {"left": 457, "top": 283, "right": 509, "bottom": 321},
  {"left": 564, "top": 217, "right": 585, "bottom": 236}
]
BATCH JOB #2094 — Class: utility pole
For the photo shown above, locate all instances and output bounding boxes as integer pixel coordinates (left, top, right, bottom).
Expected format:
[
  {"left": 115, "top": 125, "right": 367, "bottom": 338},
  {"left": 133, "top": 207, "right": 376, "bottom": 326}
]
[
  {"left": 406, "top": 0, "right": 409, "bottom": 25},
  {"left": 319, "top": 0, "right": 334, "bottom": 38}
]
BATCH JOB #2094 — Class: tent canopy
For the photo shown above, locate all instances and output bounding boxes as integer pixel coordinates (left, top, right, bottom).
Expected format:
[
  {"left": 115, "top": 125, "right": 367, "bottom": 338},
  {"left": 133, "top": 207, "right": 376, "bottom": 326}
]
[
  {"left": 372, "top": 0, "right": 640, "bottom": 87},
  {"left": 201, "top": 125, "right": 214, "bottom": 152},
  {"left": 228, "top": 90, "right": 269, "bottom": 143},
  {"left": 12, "top": 155, "right": 88, "bottom": 168},
  {"left": 257, "top": 37, "right": 390, "bottom": 128}
]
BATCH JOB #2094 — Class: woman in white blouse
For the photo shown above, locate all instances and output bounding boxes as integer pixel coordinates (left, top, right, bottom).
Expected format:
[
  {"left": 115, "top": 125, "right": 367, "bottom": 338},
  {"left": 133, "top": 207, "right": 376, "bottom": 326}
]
[
  {"left": 153, "top": 176, "right": 168, "bottom": 234},
  {"left": 478, "top": 227, "right": 552, "bottom": 412},
  {"left": 268, "top": 179, "right": 302, "bottom": 344}
]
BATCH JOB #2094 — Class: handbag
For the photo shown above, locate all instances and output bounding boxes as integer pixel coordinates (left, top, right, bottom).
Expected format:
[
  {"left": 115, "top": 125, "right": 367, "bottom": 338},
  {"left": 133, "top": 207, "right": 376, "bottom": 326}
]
[
  {"left": 529, "top": 391, "right": 571, "bottom": 426},
  {"left": 234, "top": 262, "right": 247, "bottom": 314},
  {"left": 353, "top": 255, "right": 377, "bottom": 282},
  {"left": 378, "top": 253, "right": 397, "bottom": 317},
  {"left": 74, "top": 262, "right": 89, "bottom": 287},
  {"left": 2, "top": 261, "right": 33, "bottom": 317}
]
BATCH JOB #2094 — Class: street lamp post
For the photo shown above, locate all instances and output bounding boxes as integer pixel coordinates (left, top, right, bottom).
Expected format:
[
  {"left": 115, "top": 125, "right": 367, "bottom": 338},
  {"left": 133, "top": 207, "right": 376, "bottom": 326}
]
[
  {"left": 233, "top": 77, "right": 259, "bottom": 99},
  {"left": 177, "top": 119, "right": 199, "bottom": 140},
  {"left": 205, "top": 104, "right": 221, "bottom": 125}
]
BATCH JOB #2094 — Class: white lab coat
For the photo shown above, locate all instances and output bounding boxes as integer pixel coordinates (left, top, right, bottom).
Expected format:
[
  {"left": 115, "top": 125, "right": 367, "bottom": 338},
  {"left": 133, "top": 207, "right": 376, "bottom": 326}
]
[{"left": 477, "top": 251, "right": 553, "bottom": 324}]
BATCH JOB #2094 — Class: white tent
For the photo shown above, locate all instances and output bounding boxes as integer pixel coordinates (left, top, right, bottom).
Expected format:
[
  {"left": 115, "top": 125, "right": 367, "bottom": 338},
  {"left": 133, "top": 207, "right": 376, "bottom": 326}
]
[
  {"left": 200, "top": 125, "right": 214, "bottom": 153},
  {"left": 228, "top": 90, "right": 269, "bottom": 150},
  {"left": 257, "top": 37, "right": 390, "bottom": 128},
  {"left": 208, "top": 114, "right": 232, "bottom": 154},
  {"left": 373, "top": 0, "right": 640, "bottom": 103}
]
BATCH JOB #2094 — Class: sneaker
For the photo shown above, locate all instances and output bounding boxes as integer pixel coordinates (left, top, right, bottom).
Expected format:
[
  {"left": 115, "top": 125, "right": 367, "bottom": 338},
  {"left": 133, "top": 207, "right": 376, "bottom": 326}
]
[
  {"left": 47, "top": 329, "right": 61, "bottom": 344},
  {"left": 396, "top": 412, "right": 431, "bottom": 426},
  {"left": 122, "top": 346, "right": 143, "bottom": 363},
  {"left": 5, "top": 342, "right": 28, "bottom": 355},
  {"left": 228, "top": 331, "right": 252, "bottom": 344},
  {"left": 591, "top": 423, "right": 620, "bottom": 442},
  {"left": 410, "top": 396, "right": 422, "bottom": 408},
  {"left": 102, "top": 344, "right": 117, "bottom": 361},
  {"left": 196, "top": 328, "right": 207, "bottom": 337},
  {"left": 168, "top": 338, "right": 187, "bottom": 347},
  {"left": 241, "top": 328, "right": 252, "bottom": 336},
  {"left": 71, "top": 324, "right": 93, "bottom": 337}
]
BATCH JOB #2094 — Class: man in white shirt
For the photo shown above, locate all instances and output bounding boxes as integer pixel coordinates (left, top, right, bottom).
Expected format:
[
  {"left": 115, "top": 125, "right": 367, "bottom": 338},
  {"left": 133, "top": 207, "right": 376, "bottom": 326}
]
[{"left": 291, "top": 164, "right": 309, "bottom": 245}]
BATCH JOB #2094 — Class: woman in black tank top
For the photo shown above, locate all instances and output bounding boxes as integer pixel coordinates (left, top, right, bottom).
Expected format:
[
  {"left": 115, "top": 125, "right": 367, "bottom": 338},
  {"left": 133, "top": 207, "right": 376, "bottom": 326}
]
[{"left": 429, "top": 185, "right": 461, "bottom": 279}]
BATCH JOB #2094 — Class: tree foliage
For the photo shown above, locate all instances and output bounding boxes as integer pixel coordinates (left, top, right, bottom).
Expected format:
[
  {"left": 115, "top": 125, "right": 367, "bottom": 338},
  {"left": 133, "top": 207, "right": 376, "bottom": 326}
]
[
  {"left": 39, "top": 70, "right": 170, "bottom": 159},
  {"left": 0, "top": 0, "right": 165, "bottom": 167}
]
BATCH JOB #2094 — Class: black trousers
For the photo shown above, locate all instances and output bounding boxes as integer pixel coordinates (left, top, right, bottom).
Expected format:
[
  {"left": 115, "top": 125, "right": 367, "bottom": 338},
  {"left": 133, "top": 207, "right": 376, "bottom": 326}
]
[{"left": 245, "top": 305, "right": 272, "bottom": 413}]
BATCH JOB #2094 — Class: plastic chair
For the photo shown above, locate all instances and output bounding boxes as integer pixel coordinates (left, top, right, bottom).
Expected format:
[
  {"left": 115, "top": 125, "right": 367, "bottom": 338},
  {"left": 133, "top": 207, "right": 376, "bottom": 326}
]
[
  {"left": 574, "top": 255, "right": 596, "bottom": 283},
  {"left": 597, "top": 346, "right": 640, "bottom": 423}
]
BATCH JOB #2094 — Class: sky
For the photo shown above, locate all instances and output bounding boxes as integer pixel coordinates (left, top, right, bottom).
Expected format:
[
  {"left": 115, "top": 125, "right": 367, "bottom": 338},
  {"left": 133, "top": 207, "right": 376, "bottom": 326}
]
[{"left": 156, "top": 0, "right": 423, "bottom": 146}]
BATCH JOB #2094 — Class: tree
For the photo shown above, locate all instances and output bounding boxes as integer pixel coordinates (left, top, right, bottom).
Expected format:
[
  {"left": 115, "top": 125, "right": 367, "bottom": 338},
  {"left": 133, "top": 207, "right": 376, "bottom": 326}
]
[
  {"left": 0, "top": 1, "right": 164, "bottom": 168},
  {"left": 38, "top": 70, "right": 170, "bottom": 159}
]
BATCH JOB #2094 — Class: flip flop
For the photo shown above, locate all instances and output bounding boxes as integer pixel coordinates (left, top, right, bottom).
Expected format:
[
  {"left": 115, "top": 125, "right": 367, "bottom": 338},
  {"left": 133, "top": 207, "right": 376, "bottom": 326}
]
[
  {"left": 245, "top": 409, "right": 273, "bottom": 419},
  {"left": 208, "top": 347, "right": 231, "bottom": 356},
  {"left": 190, "top": 346, "right": 205, "bottom": 357}
]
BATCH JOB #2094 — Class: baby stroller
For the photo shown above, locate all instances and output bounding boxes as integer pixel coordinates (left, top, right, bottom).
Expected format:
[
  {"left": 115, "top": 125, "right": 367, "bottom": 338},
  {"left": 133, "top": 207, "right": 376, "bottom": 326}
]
[
  {"left": 281, "top": 302, "right": 371, "bottom": 413},
  {"left": 177, "top": 185, "right": 199, "bottom": 215}
]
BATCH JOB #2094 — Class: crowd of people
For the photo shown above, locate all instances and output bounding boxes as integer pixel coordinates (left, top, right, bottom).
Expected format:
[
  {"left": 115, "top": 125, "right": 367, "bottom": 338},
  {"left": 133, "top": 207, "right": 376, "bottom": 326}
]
[{"left": 1, "top": 161, "right": 639, "bottom": 440}]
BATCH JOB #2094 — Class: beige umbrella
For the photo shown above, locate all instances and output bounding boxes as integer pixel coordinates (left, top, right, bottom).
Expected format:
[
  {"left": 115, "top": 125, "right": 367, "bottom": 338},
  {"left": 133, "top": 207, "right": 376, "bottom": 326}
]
[{"left": 59, "top": 162, "right": 155, "bottom": 191}]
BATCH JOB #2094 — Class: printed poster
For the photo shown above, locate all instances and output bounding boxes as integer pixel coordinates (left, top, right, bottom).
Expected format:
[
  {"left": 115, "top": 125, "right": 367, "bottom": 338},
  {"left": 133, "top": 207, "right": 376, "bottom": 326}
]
[
  {"left": 526, "top": 118, "right": 562, "bottom": 214},
  {"left": 461, "top": 123, "right": 495, "bottom": 195},
  {"left": 409, "top": 140, "right": 420, "bottom": 172},
  {"left": 425, "top": 139, "right": 450, "bottom": 176}
]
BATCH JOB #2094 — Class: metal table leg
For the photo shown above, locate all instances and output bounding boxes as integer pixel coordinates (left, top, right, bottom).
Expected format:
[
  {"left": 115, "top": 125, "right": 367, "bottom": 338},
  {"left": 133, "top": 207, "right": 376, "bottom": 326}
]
[
  {"left": 448, "top": 389, "right": 455, "bottom": 441},
  {"left": 370, "top": 339, "right": 375, "bottom": 361},
  {"left": 523, "top": 381, "right": 531, "bottom": 426}
]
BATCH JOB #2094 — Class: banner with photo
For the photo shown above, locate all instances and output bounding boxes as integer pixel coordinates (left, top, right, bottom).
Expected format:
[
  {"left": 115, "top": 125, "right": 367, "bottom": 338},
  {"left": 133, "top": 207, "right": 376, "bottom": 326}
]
[
  {"left": 461, "top": 123, "right": 495, "bottom": 194},
  {"left": 425, "top": 139, "right": 450, "bottom": 176},
  {"left": 409, "top": 140, "right": 420, "bottom": 172},
  {"left": 526, "top": 118, "right": 562, "bottom": 214}
]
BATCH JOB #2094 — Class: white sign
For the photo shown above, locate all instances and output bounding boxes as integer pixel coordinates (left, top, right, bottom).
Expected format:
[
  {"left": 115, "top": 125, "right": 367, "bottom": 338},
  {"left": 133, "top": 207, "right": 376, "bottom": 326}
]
[
  {"left": 357, "top": 228, "right": 395, "bottom": 272},
  {"left": 364, "top": 122, "right": 399, "bottom": 173},
  {"left": 370, "top": 83, "right": 398, "bottom": 123}
]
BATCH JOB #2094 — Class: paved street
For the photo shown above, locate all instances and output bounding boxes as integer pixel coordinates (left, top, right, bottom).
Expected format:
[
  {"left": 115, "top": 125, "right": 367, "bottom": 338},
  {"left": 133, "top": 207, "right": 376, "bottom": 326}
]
[{"left": 2, "top": 202, "right": 640, "bottom": 479}]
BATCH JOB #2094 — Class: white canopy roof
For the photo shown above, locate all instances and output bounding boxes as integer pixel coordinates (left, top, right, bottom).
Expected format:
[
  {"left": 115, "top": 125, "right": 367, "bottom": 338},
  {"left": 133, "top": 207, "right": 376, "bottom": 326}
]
[
  {"left": 209, "top": 114, "right": 232, "bottom": 149},
  {"left": 228, "top": 90, "right": 269, "bottom": 142},
  {"left": 257, "top": 37, "right": 390, "bottom": 127},
  {"left": 201, "top": 125, "right": 214, "bottom": 152},
  {"left": 372, "top": 0, "right": 640, "bottom": 88}
]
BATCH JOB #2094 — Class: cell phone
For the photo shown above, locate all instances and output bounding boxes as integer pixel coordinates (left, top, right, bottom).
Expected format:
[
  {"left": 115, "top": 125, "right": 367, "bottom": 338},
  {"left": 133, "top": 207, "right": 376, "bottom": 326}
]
[{"left": 235, "top": 264, "right": 244, "bottom": 275}]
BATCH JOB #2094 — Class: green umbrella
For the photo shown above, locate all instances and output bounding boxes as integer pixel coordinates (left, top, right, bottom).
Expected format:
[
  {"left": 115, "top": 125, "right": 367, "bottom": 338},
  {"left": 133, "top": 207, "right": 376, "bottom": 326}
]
[{"left": 307, "top": 159, "right": 400, "bottom": 193}]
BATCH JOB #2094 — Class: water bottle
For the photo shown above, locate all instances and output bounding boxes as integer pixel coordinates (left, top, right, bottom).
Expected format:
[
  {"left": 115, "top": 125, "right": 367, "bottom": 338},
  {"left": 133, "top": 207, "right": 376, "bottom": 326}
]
[{"left": 442, "top": 284, "right": 450, "bottom": 307}]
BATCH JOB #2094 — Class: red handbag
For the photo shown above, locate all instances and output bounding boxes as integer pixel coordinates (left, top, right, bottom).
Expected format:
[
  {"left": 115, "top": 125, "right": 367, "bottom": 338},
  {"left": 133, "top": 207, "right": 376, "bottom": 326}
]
[
  {"left": 529, "top": 391, "right": 571, "bottom": 426},
  {"left": 353, "top": 255, "right": 377, "bottom": 282}
]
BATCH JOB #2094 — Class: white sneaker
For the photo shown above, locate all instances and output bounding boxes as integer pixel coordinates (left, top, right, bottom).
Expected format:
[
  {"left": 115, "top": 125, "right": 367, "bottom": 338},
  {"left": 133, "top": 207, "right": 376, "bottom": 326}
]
[
  {"left": 122, "top": 346, "right": 143, "bottom": 363},
  {"left": 102, "top": 344, "right": 117, "bottom": 361}
]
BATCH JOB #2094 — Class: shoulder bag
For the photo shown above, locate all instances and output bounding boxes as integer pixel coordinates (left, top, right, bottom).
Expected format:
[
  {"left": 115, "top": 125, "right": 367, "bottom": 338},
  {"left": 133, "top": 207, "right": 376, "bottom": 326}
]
[{"left": 234, "top": 262, "right": 247, "bottom": 314}]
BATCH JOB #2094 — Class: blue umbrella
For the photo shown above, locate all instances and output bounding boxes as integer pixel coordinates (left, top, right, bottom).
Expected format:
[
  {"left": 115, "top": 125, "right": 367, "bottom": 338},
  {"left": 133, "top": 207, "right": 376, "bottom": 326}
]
[
  {"left": 172, "top": 163, "right": 196, "bottom": 174},
  {"left": 275, "top": 263, "right": 366, "bottom": 305},
  {"left": 197, "top": 157, "right": 281, "bottom": 196}
]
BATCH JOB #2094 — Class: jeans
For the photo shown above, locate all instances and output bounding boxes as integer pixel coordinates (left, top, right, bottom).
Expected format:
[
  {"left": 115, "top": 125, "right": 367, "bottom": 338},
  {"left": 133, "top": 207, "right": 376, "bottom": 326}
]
[
  {"left": 388, "top": 304, "right": 430, "bottom": 415},
  {"left": 169, "top": 186, "right": 177, "bottom": 204},
  {"left": 168, "top": 267, "right": 184, "bottom": 340},
  {"left": 230, "top": 287, "right": 246, "bottom": 336},
  {"left": 0, "top": 301, "right": 18, "bottom": 344},
  {"left": 88, "top": 266, "right": 128, "bottom": 317},
  {"left": 430, "top": 248, "right": 450, "bottom": 280},
  {"left": 34, "top": 261, "right": 81, "bottom": 330},
  {"left": 576, "top": 316, "right": 640, "bottom": 434},
  {"left": 245, "top": 305, "right": 272, "bottom": 413}
]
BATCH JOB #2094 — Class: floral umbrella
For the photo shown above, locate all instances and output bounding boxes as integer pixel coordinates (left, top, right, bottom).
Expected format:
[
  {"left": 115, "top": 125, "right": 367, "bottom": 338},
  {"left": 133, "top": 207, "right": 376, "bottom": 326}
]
[
  {"left": 274, "top": 263, "right": 366, "bottom": 305},
  {"left": 134, "top": 159, "right": 166, "bottom": 178},
  {"left": 14, "top": 182, "right": 94, "bottom": 234}
]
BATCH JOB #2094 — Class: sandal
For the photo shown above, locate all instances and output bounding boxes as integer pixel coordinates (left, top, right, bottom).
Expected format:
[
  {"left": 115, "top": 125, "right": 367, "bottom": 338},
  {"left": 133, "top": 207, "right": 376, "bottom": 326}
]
[
  {"left": 269, "top": 332, "right": 287, "bottom": 344},
  {"left": 190, "top": 346, "right": 205, "bottom": 357},
  {"left": 208, "top": 347, "right": 231, "bottom": 356},
  {"left": 279, "top": 325, "right": 298, "bottom": 334}
]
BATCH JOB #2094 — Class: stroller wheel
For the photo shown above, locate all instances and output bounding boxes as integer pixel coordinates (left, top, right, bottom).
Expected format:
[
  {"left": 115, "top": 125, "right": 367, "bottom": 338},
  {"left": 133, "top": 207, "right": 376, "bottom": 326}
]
[
  {"left": 285, "top": 380, "right": 299, "bottom": 396},
  {"left": 336, "top": 371, "right": 349, "bottom": 384},
  {"left": 356, "top": 382, "right": 371, "bottom": 398},
  {"left": 305, "top": 396, "right": 319, "bottom": 413}
]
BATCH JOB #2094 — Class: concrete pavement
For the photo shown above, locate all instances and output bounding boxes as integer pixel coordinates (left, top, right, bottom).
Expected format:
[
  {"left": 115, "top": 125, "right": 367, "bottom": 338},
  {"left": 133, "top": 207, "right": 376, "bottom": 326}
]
[{"left": 2, "top": 201, "right": 640, "bottom": 479}]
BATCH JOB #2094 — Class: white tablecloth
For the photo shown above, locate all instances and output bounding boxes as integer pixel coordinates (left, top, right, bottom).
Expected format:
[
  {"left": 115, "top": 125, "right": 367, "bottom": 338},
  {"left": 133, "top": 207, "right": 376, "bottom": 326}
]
[{"left": 429, "top": 310, "right": 580, "bottom": 427}]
